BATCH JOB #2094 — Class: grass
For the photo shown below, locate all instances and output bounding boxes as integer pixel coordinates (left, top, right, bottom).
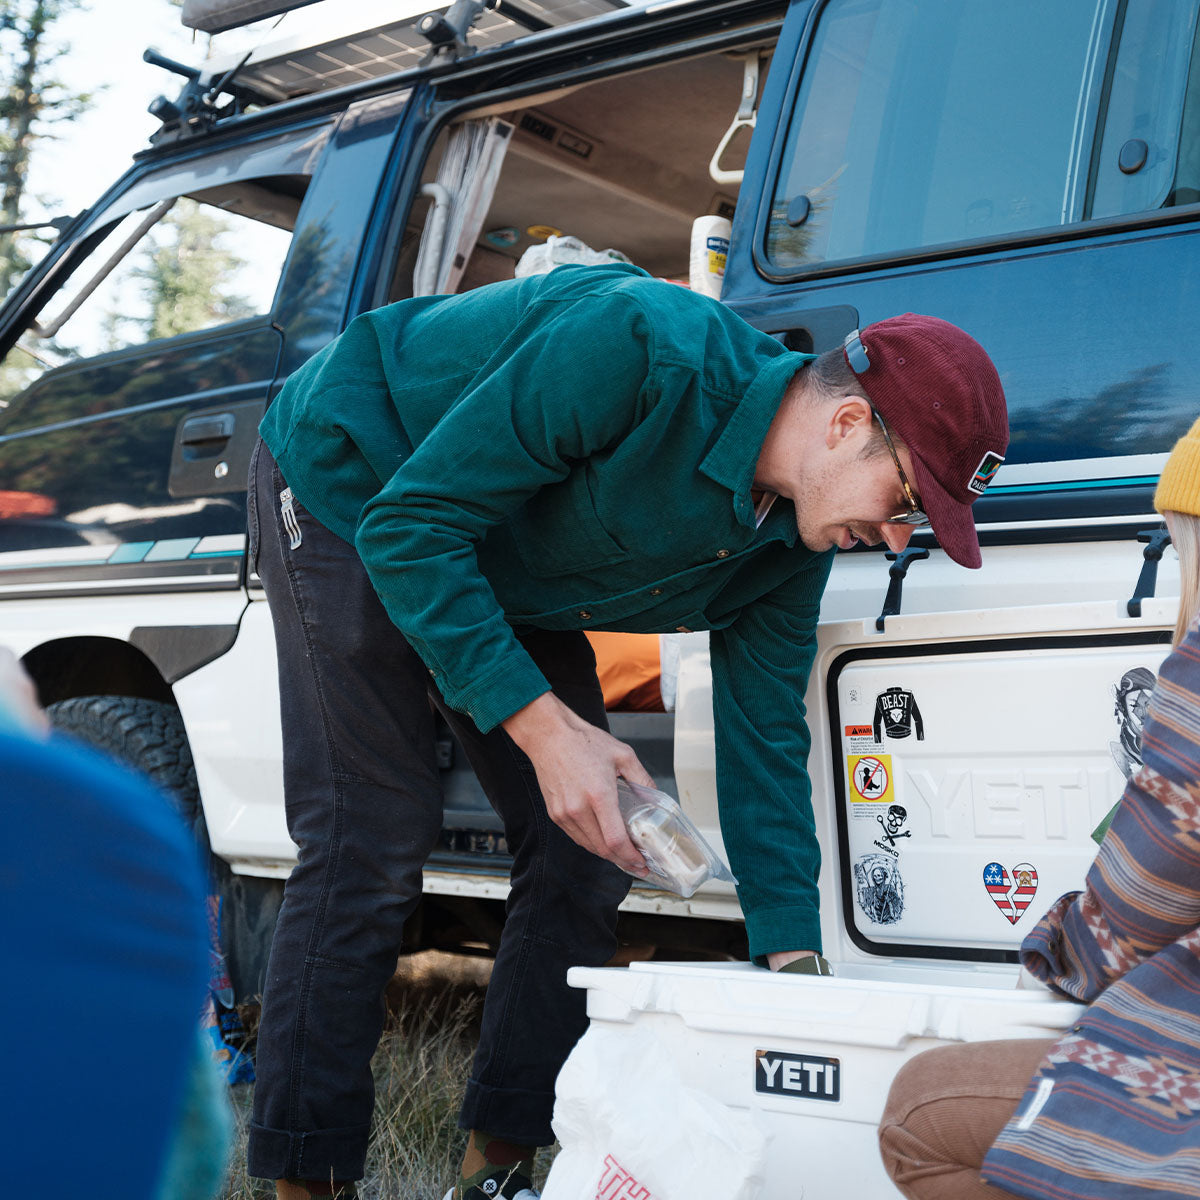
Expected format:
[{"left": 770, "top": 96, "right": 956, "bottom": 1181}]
[{"left": 218, "top": 953, "right": 556, "bottom": 1200}]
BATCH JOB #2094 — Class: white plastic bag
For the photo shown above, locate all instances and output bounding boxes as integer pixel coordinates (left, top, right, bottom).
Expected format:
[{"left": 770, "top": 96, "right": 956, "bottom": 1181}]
[
  {"left": 617, "top": 780, "right": 736, "bottom": 898},
  {"left": 541, "top": 1024, "right": 766, "bottom": 1200},
  {"left": 514, "top": 234, "right": 632, "bottom": 277}
]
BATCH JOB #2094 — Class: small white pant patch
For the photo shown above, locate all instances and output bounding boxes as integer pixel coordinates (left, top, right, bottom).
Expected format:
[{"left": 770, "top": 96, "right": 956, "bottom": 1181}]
[{"left": 1016, "top": 1076, "right": 1055, "bottom": 1131}]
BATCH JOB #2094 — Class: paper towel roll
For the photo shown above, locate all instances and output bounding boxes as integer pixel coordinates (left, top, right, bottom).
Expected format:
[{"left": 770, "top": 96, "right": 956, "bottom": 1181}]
[{"left": 689, "top": 215, "right": 732, "bottom": 298}]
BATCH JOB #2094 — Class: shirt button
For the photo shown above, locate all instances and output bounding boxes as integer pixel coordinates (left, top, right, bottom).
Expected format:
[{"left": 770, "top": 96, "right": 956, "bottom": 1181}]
[
  {"left": 716, "top": 549, "right": 730, "bottom": 558},
  {"left": 676, "top": 625, "right": 692, "bottom": 634},
  {"left": 650, "top": 588, "right": 663, "bottom": 596},
  {"left": 578, "top": 610, "right": 592, "bottom": 620}
]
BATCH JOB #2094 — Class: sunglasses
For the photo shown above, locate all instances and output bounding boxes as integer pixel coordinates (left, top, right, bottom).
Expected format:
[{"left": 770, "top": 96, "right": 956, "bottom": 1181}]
[{"left": 869, "top": 403, "right": 930, "bottom": 527}]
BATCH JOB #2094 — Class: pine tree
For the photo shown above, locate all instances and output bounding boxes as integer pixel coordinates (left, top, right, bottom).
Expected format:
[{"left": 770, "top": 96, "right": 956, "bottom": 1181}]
[
  {"left": 0, "top": 0, "right": 91, "bottom": 296},
  {"left": 133, "top": 198, "right": 255, "bottom": 341}
]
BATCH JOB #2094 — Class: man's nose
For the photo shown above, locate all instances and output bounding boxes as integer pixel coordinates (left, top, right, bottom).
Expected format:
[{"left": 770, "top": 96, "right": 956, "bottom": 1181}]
[{"left": 880, "top": 523, "right": 914, "bottom": 554}]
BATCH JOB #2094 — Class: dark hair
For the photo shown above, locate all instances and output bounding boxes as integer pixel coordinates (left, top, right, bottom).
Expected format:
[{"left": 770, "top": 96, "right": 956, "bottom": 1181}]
[
  {"left": 804, "top": 346, "right": 890, "bottom": 459},
  {"left": 808, "top": 345, "right": 861, "bottom": 398}
]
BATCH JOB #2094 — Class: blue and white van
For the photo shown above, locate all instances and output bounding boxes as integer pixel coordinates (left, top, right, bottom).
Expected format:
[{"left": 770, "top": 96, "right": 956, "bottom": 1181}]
[{"left": 0, "top": 0, "right": 1194, "bottom": 1055}]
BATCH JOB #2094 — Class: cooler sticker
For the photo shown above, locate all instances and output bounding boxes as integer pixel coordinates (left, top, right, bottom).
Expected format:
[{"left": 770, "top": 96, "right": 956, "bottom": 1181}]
[
  {"left": 597, "top": 1154, "right": 651, "bottom": 1200},
  {"left": 848, "top": 754, "right": 892, "bottom": 803},
  {"left": 967, "top": 450, "right": 1005, "bottom": 496},
  {"left": 755, "top": 1049, "right": 841, "bottom": 1103},
  {"left": 1110, "top": 666, "right": 1156, "bottom": 780},
  {"left": 874, "top": 804, "right": 912, "bottom": 854},
  {"left": 854, "top": 853, "right": 904, "bottom": 925},
  {"left": 873, "top": 687, "right": 924, "bottom": 741},
  {"left": 851, "top": 800, "right": 885, "bottom": 823},
  {"left": 983, "top": 861, "right": 1039, "bottom": 924},
  {"left": 844, "top": 723, "right": 881, "bottom": 754}
]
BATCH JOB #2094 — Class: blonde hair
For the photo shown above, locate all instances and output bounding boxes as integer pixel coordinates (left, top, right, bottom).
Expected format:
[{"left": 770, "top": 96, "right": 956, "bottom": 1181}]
[{"left": 1169, "top": 510, "right": 1200, "bottom": 645}]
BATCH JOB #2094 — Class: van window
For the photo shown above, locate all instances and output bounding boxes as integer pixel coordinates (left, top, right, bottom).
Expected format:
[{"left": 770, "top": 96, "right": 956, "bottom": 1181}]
[
  {"left": 386, "top": 42, "right": 766, "bottom": 302},
  {"left": 767, "top": 0, "right": 1112, "bottom": 269},
  {"left": 767, "top": 0, "right": 1200, "bottom": 272},
  {"left": 1091, "top": 1, "right": 1200, "bottom": 217},
  {"left": 0, "top": 176, "right": 302, "bottom": 408}
]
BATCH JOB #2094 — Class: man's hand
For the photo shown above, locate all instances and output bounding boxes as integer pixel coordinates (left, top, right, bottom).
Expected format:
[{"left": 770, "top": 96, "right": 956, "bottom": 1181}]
[
  {"left": 503, "top": 691, "right": 654, "bottom": 876},
  {"left": 771, "top": 950, "right": 834, "bottom": 976},
  {"left": 768, "top": 950, "right": 816, "bottom": 971}
]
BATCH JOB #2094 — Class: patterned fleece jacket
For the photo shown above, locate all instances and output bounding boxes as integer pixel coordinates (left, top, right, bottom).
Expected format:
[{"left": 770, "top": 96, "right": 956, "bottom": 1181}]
[{"left": 982, "top": 616, "right": 1200, "bottom": 1199}]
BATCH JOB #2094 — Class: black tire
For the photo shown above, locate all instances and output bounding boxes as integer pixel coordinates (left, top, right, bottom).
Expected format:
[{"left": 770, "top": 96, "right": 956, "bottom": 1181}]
[
  {"left": 47, "top": 695, "right": 201, "bottom": 826},
  {"left": 46, "top": 695, "right": 282, "bottom": 1005}
]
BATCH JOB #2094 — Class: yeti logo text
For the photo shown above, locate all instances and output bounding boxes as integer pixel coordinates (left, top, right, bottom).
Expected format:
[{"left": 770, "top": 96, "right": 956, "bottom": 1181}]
[
  {"left": 755, "top": 1050, "right": 841, "bottom": 1102},
  {"left": 597, "top": 1155, "right": 652, "bottom": 1200}
]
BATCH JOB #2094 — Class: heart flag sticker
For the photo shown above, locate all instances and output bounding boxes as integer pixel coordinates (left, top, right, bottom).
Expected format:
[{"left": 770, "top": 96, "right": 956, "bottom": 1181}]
[{"left": 983, "top": 861, "right": 1039, "bottom": 924}]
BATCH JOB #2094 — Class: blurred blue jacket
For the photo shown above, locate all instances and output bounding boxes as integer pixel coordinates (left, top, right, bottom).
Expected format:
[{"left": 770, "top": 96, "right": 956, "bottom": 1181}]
[{"left": 0, "top": 725, "right": 229, "bottom": 1196}]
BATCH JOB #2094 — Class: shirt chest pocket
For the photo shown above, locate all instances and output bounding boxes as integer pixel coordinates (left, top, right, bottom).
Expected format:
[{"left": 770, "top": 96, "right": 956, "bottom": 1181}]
[{"left": 509, "top": 468, "right": 629, "bottom": 578}]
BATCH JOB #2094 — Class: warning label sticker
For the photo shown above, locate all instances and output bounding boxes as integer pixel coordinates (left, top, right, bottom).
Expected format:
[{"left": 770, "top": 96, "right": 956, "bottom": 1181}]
[
  {"left": 844, "top": 724, "right": 880, "bottom": 754},
  {"left": 848, "top": 754, "right": 893, "bottom": 804}
]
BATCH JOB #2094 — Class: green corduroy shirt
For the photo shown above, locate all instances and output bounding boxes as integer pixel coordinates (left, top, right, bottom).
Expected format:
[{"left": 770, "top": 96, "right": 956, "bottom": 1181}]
[{"left": 261, "top": 262, "right": 835, "bottom": 957}]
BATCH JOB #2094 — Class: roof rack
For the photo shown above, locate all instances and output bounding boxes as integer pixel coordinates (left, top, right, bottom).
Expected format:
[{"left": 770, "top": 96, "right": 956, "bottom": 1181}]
[{"left": 184, "top": 0, "right": 630, "bottom": 103}]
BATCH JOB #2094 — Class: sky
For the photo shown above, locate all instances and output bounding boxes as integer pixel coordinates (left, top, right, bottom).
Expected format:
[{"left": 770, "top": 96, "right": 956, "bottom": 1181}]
[
  {"left": 24, "top": 0, "right": 437, "bottom": 224},
  {"left": 26, "top": 0, "right": 199, "bottom": 223}
]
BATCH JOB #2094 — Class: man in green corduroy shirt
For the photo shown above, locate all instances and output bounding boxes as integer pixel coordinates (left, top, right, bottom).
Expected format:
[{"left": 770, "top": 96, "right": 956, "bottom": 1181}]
[{"left": 245, "top": 262, "right": 1008, "bottom": 1200}]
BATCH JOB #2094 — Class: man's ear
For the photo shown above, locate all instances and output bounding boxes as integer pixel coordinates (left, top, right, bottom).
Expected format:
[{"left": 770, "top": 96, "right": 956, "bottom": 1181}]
[{"left": 825, "top": 395, "right": 874, "bottom": 450}]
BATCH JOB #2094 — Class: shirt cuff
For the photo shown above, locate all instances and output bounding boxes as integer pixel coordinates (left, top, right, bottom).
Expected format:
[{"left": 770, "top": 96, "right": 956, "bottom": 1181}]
[
  {"left": 446, "top": 653, "right": 552, "bottom": 735},
  {"left": 743, "top": 903, "right": 823, "bottom": 965}
]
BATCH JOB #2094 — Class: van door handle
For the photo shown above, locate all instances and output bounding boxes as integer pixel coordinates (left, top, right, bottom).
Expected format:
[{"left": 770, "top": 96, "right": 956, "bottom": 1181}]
[
  {"left": 767, "top": 305, "right": 860, "bottom": 355},
  {"left": 180, "top": 413, "right": 235, "bottom": 446}
]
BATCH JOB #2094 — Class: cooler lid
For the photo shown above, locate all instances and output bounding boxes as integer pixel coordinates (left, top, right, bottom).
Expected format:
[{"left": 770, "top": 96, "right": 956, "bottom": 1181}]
[
  {"left": 829, "top": 631, "right": 1170, "bottom": 961},
  {"left": 568, "top": 961, "right": 1083, "bottom": 1047}
]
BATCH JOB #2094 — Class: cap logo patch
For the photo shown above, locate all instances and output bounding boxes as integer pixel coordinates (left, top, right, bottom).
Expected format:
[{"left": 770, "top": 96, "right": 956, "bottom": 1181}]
[{"left": 968, "top": 450, "right": 1004, "bottom": 496}]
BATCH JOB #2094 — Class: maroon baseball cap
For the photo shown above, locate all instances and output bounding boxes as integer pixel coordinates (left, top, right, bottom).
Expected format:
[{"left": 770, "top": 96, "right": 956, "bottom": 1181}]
[{"left": 842, "top": 314, "right": 1009, "bottom": 569}]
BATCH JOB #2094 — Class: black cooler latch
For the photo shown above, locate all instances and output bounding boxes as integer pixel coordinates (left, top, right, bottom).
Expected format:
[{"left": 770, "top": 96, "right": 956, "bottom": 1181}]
[
  {"left": 875, "top": 548, "right": 929, "bottom": 632},
  {"left": 1126, "top": 527, "right": 1173, "bottom": 617}
]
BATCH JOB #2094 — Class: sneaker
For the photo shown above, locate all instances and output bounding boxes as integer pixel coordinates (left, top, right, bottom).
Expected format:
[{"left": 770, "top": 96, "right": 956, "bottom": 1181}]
[
  {"left": 448, "top": 1128, "right": 539, "bottom": 1200},
  {"left": 278, "top": 1182, "right": 357, "bottom": 1200},
  {"left": 442, "top": 1181, "right": 539, "bottom": 1200}
]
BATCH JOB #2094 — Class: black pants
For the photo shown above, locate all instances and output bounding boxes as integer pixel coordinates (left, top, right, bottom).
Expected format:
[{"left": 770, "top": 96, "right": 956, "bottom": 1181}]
[{"left": 245, "top": 439, "right": 631, "bottom": 1181}]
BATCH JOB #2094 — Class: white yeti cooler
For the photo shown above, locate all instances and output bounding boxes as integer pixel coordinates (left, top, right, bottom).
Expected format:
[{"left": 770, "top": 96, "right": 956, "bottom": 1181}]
[
  {"left": 544, "top": 960, "right": 1082, "bottom": 1200},
  {"left": 541, "top": 601, "right": 1175, "bottom": 1199}
]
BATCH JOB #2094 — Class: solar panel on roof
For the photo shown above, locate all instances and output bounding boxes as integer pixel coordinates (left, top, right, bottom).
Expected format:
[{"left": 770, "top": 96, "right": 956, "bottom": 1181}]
[
  {"left": 191, "top": 0, "right": 630, "bottom": 101},
  {"left": 182, "top": 0, "right": 325, "bottom": 34}
]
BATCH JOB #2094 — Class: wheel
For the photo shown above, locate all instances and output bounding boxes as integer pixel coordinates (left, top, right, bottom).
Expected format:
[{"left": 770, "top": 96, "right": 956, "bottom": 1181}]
[
  {"left": 46, "top": 695, "right": 282, "bottom": 1004},
  {"left": 47, "top": 695, "right": 201, "bottom": 825}
]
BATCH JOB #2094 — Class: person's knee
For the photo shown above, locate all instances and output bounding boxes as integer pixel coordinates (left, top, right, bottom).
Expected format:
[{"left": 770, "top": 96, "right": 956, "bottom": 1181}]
[
  {"left": 882, "top": 1044, "right": 955, "bottom": 1128},
  {"left": 879, "top": 1048, "right": 954, "bottom": 1176},
  {"left": 878, "top": 1039, "right": 1054, "bottom": 1195}
]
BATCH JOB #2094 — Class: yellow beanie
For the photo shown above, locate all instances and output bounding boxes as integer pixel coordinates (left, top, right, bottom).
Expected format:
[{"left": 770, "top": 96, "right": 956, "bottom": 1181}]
[{"left": 1155, "top": 415, "right": 1200, "bottom": 517}]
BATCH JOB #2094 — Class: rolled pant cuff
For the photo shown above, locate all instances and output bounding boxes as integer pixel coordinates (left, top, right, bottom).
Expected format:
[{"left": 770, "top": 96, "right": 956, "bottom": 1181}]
[
  {"left": 459, "top": 1079, "right": 557, "bottom": 1147},
  {"left": 247, "top": 1120, "right": 372, "bottom": 1182}
]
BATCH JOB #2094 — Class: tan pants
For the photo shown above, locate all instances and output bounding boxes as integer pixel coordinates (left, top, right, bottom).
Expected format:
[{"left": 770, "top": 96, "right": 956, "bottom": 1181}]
[{"left": 878, "top": 1038, "right": 1055, "bottom": 1200}]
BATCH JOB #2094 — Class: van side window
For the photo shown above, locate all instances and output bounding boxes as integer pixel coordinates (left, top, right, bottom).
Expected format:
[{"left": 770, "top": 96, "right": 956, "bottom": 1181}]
[
  {"left": 767, "top": 0, "right": 1200, "bottom": 272},
  {"left": 0, "top": 176, "right": 302, "bottom": 408},
  {"left": 1092, "top": 2, "right": 1200, "bottom": 217},
  {"left": 384, "top": 44, "right": 762, "bottom": 303}
]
